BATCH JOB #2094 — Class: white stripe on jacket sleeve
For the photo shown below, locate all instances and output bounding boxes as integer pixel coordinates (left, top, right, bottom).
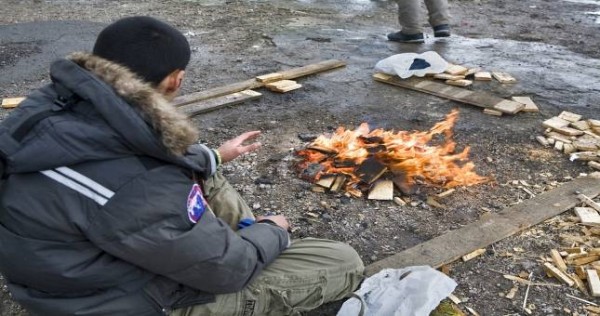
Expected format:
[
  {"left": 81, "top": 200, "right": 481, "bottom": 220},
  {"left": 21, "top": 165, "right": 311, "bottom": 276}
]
[{"left": 40, "top": 168, "right": 114, "bottom": 206}]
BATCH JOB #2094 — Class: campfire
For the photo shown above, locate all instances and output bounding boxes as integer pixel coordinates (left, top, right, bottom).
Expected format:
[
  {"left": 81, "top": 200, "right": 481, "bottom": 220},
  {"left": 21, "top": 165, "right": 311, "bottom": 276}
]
[{"left": 296, "top": 109, "right": 489, "bottom": 199}]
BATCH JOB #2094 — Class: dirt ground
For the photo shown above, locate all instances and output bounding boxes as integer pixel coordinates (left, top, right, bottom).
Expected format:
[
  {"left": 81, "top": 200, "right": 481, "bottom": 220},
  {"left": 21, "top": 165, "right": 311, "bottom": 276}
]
[{"left": 2, "top": 0, "right": 600, "bottom": 315}]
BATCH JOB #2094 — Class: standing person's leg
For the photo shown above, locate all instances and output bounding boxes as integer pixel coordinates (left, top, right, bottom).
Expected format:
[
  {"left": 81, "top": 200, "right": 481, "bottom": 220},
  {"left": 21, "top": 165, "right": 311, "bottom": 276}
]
[
  {"left": 202, "top": 172, "right": 254, "bottom": 230},
  {"left": 424, "top": 0, "right": 451, "bottom": 37},
  {"left": 388, "top": 0, "right": 425, "bottom": 43},
  {"left": 171, "top": 238, "right": 364, "bottom": 316}
]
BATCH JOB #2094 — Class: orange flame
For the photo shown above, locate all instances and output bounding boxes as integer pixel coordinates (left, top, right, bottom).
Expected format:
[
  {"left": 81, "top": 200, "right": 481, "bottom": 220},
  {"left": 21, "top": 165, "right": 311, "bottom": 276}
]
[{"left": 296, "top": 109, "right": 489, "bottom": 192}]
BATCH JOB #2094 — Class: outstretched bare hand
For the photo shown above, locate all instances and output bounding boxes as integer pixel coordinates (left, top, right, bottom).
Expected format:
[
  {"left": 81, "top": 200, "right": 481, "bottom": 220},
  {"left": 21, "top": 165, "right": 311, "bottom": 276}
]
[{"left": 217, "top": 131, "right": 262, "bottom": 163}]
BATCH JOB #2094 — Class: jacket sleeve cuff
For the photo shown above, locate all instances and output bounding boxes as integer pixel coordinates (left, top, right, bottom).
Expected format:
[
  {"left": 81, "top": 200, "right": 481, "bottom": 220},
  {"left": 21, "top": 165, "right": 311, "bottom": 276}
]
[{"left": 237, "top": 223, "right": 290, "bottom": 265}]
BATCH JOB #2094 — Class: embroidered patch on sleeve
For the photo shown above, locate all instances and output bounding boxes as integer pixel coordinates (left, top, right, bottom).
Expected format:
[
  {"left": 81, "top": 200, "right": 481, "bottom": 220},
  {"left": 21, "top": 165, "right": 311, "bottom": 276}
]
[{"left": 187, "top": 184, "right": 207, "bottom": 223}]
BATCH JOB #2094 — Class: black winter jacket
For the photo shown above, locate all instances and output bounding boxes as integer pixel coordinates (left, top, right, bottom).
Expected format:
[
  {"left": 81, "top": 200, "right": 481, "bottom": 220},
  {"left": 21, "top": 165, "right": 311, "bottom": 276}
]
[{"left": 0, "top": 52, "right": 289, "bottom": 315}]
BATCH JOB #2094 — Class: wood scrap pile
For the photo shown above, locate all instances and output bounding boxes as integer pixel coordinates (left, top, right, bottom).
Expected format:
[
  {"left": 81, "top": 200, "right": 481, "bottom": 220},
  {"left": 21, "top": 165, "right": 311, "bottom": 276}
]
[
  {"left": 428, "top": 63, "right": 517, "bottom": 88},
  {"left": 539, "top": 193, "right": 600, "bottom": 300},
  {"left": 536, "top": 111, "right": 600, "bottom": 171}
]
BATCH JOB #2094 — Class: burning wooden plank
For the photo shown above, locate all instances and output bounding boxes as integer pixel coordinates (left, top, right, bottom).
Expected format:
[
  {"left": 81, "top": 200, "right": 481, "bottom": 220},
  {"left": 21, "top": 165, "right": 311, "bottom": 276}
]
[
  {"left": 316, "top": 175, "right": 336, "bottom": 189},
  {"left": 356, "top": 157, "right": 388, "bottom": 185},
  {"left": 330, "top": 175, "right": 347, "bottom": 193}
]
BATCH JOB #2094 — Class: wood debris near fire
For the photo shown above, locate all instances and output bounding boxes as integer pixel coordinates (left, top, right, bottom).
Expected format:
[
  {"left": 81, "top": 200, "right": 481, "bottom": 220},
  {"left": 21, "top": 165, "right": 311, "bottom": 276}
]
[
  {"left": 536, "top": 111, "right": 600, "bottom": 171},
  {"left": 296, "top": 109, "right": 489, "bottom": 199}
]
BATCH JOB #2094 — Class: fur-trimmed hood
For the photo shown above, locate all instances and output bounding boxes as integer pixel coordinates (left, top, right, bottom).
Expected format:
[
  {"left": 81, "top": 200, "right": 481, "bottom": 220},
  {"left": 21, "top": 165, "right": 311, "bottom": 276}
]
[{"left": 68, "top": 52, "right": 198, "bottom": 155}]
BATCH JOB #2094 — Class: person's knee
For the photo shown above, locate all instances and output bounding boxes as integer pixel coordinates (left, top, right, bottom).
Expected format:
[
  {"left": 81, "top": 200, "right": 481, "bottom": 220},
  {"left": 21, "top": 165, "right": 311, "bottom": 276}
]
[{"left": 331, "top": 242, "right": 364, "bottom": 272}]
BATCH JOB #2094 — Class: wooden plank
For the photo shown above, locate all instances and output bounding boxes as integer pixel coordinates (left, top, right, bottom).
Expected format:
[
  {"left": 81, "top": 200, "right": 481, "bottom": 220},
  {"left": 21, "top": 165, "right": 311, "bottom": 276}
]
[
  {"left": 265, "top": 80, "right": 302, "bottom": 93},
  {"left": 511, "top": 96, "right": 539, "bottom": 113},
  {"left": 445, "top": 64, "right": 469, "bottom": 75},
  {"left": 591, "top": 161, "right": 600, "bottom": 170},
  {"left": 543, "top": 116, "right": 570, "bottom": 130},
  {"left": 433, "top": 73, "right": 465, "bottom": 80},
  {"left": 316, "top": 175, "right": 336, "bottom": 189},
  {"left": 1, "top": 97, "right": 25, "bottom": 109},
  {"left": 364, "top": 175, "right": 600, "bottom": 276},
  {"left": 579, "top": 194, "right": 600, "bottom": 212},
  {"left": 553, "top": 126, "right": 585, "bottom": 136},
  {"left": 588, "top": 269, "right": 600, "bottom": 297},
  {"left": 367, "top": 180, "right": 394, "bottom": 200},
  {"left": 571, "top": 120, "right": 591, "bottom": 131},
  {"left": 177, "top": 90, "right": 261, "bottom": 117},
  {"left": 491, "top": 71, "right": 517, "bottom": 83},
  {"left": 559, "top": 111, "right": 583, "bottom": 123},
  {"left": 173, "top": 59, "right": 346, "bottom": 106},
  {"left": 373, "top": 73, "right": 525, "bottom": 114}
]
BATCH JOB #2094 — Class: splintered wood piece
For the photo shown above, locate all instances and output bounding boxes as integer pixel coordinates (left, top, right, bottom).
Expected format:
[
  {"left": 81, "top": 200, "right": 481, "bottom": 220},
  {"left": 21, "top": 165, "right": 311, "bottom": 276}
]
[
  {"left": 372, "top": 73, "right": 524, "bottom": 114},
  {"left": 437, "top": 188, "right": 456, "bottom": 198},
  {"left": 590, "top": 119, "right": 600, "bottom": 128},
  {"left": 433, "top": 73, "right": 465, "bottom": 80},
  {"left": 445, "top": 64, "right": 469, "bottom": 75},
  {"left": 173, "top": 59, "right": 345, "bottom": 106},
  {"left": 543, "top": 117, "right": 571, "bottom": 130},
  {"left": 505, "top": 286, "right": 518, "bottom": 299},
  {"left": 178, "top": 90, "right": 262, "bottom": 117},
  {"left": 330, "top": 175, "right": 347, "bottom": 193},
  {"left": 577, "top": 266, "right": 588, "bottom": 280},
  {"left": 462, "top": 248, "right": 486, "bottom": 262},
  {"left": 550, "top": 249, "right": 568, "bottom": 272},
  {"left": 367, "top": 180, "right": 394, "bottom": 200},
  {"left": 559, "top": 111, "right": 583, "bottom": 123},
  {"left": 591, "top": 161, "right": 600, "bottom": 170},
  {"left": 491, "top": 71, "right": 517, "bottom": 83},
  {"left": 578, "top": 194, "right": 600, "bottom": 212},
  {"left": 356, "top": 156, "right": 388, "bottom": 184},
  {"left": 306, "top": 145, "right": 337, "bottom": 154},
  {"left": 571, "top": 151, "right": 600, "bottom": 162},
  {"left": 364, "top": 175, "right": 600, "bottom": 276},
  {"left": 483, "top": 108, "right": 503, "bottom": 116},
  {"left": 575, "top": 207, "right": 600, "bottom": 225},
  {"left": 311, "top": 186, "right": 326, "bottom": 193},
  {"left": 256, "top": 72, "right": 283, "bottom": 83},
  {"left": 1, "top": 97, "right": 25, "bottom": 109},
  {"left": 446, "top": 79, "right": 473, "bottom": 87},
  {"left": 511, "top": 96, "right": 539, "bottom": 113},
  {"left": 316, "top": 175, "right": 336, "bottom": 189},
  {"left": 474, "top": 72, "right": 492, "bottom": 81},
  {"left": 572, "top": 120, "right": 591, "bottom": 131},
  {"left": 574, "top": 140, "right": 599, "bottom": 151},
  {"left": 587, "top": 269, "right": 600, "bottom": 297},
  {"left": 543, "top": 262, "right": 575, "bottom": 286},
  {"left": 554, "top": 141, "right": 564, "bottom": 152}
]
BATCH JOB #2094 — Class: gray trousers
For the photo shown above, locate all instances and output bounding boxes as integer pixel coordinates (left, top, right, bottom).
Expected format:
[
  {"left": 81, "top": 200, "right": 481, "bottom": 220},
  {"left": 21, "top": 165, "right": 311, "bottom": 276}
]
[
  {"left": 395, "top": 0, "right": 450, "bottom": 34},
  {"left": 171, "top": 173, "right": 364, "bottom": 316}
]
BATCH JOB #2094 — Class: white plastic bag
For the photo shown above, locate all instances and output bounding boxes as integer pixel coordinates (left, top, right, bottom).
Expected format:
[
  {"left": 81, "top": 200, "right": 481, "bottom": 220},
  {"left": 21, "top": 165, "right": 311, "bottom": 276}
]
[
  {"left": 337, "top": 266, "right": 457, "bottom": 316},
  {"left": 374, "top": 52, "right": 448, "bottom": 79}
]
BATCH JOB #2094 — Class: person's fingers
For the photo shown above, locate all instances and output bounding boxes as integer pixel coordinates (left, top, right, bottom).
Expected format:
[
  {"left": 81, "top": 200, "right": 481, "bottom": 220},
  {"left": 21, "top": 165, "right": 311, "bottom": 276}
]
[
  {"left": 237, "top": 131, "right": 261, "bottom": 143},
  {"left": 238, "top": 142, "right": 262, "bottom": 155}
]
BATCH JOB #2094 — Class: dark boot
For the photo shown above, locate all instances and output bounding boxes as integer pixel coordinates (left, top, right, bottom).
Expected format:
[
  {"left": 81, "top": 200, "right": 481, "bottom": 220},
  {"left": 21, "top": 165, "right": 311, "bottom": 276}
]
[
  {"left": 387, "top": 31, "right": 425, "bottom": 43},
  {"left": 433, "top": 24, "right": 451, "bottom": 38}
]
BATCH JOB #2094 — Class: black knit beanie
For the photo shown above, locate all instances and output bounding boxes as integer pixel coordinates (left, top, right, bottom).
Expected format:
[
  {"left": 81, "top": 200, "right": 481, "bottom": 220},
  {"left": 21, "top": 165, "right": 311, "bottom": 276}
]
[{"left": 93, "top": 16, "right": 191, "bottom": 85}]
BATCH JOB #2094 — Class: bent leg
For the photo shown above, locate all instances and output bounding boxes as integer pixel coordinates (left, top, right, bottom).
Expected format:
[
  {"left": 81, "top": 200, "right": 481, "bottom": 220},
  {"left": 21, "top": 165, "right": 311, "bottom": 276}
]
[
  {"left": 424, "top": 0, "right": 450, "bottom": 27},
  {"left": 171, "top": 238, "right": 364, "bottom": 316},
  {"left": 395, "top": 0, "right": 424, "bottom": 34},
  {"left": 202, "top": 172, "right": 254, "bottom": 230}
]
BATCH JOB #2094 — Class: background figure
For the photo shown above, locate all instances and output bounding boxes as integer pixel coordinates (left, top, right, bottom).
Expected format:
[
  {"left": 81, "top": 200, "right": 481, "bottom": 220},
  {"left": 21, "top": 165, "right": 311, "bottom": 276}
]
[{"left": 388, "top": 0, "right": 450, "bottom": 43}]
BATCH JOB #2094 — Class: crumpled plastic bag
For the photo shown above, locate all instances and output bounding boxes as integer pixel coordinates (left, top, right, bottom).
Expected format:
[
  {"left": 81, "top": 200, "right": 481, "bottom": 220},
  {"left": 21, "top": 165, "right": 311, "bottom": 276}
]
[
  {"left": 374, "top": 51, "right": 448, "bottom": 79},
  {"left": 337, "top": 266, "right": 458, "bottom": 316}
]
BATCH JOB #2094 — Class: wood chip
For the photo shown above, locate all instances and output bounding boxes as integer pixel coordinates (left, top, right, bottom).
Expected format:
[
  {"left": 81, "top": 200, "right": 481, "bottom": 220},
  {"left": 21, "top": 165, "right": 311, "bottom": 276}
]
[
  {"left": 474, "top": 71, "right": 492, "bottom": 81},
  {"left": 572, "top": 255, "right": 600, "bottom": 266},
  {"left": 511, "top": 96, "right": 539, "bottom": 113},
  {"left": 483, "top": 108, "right": 503, "bottom": 116},
  {"left": 571, "top": 273, "right": 590, "bottom": 296},
  {"left": 462, "top": 248, "right": 486, "bottom": 262},
  {"left": 437, "top": 189, "right": 456, "bottom": 198},
  {"left": 393, "top": 196, "right": 406, "bottom": 206},
  {"left": 559, "top": 111, "right": 583, "bottom": 123},
  {"left": 536, "top": 136, "right": 549, "bottom": 147},
  {"left": 577, "top": 266, "right": 588, "bottom": 280},
  {"left": 575, "top": 207, "right": 600, "bottom": 225},
  {"left": 491, "top": 71, "right": 517, "bottom": 83},
  {"left": 506, "top": 286, "right": 519, "bottom": 299},
  {"left": 543, "top": 262, "right": 575, "bottom": 286},
  {"left": 564, "top": 143, "right": 576, "bottom": 155},
  {"left": 445, "top": 64, "right": 469, "bottom": 75},
  {"left": 588, "top": 269, "right": 600, "bottom": 297},
  {"left": 572, "top": 120, "right": 591, "bottom": 131},
  {"left": 554, "top": 141, "right": 564, "bottom": 151},
  {"left": 427, "top": 196, "right": 446, "bottom": 209},
  {"left": 367, "top": 180, "right": 394, "bottom": 200},
  {"left": 578, "top": 194, "right": 600, "bottom": 212},
  {"left": 448, "top": 293, "right": 462, "bottom": 304},
  {"left": 1, "top": 97, "right": 25, "bottom": 109},
  {"left": 466, "top": 306, "right": 480, "bottom": 316},
  {"left": 265, "top": 80, "right": 302, "bottom": 93}
]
